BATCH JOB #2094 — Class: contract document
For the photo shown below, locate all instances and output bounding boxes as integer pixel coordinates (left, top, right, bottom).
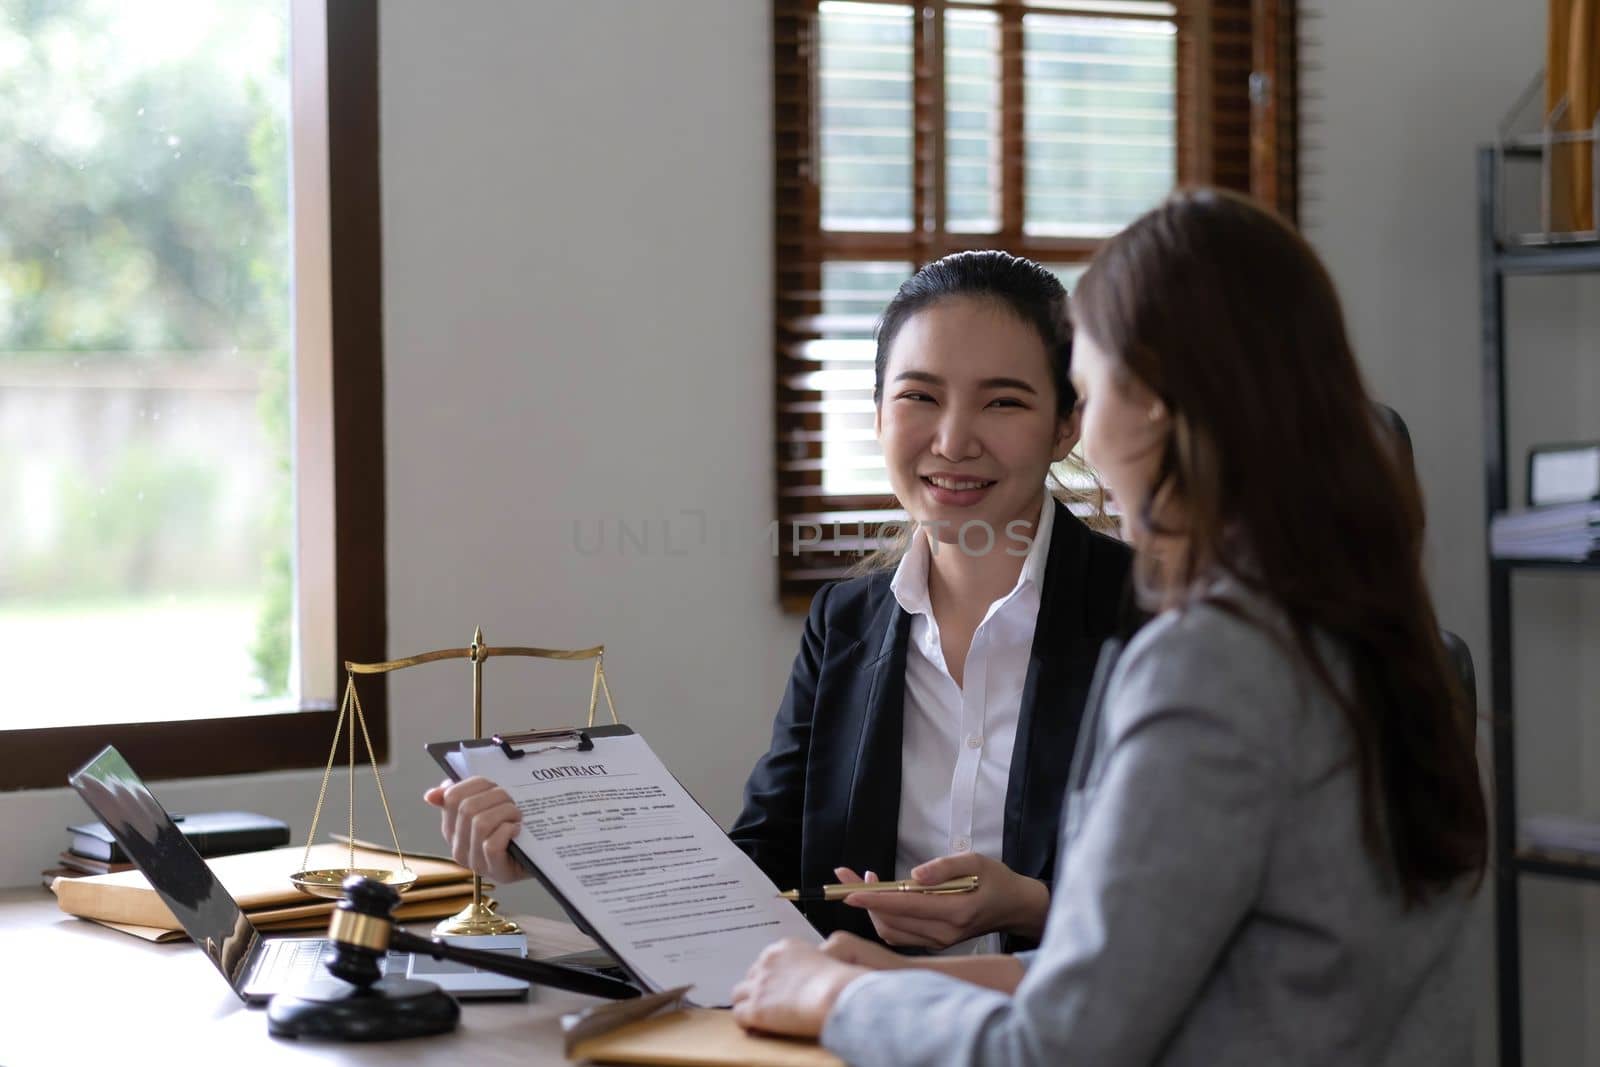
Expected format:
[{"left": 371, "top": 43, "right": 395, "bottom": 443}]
[{"left": 428, "top": 726, "right": 820, "bottom": 1006}]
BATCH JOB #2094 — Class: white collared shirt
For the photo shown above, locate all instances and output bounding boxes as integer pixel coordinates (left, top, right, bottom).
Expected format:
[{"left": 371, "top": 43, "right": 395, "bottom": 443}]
[{"left": 889, "top": 495, "right": 1054, "bottom": 955}]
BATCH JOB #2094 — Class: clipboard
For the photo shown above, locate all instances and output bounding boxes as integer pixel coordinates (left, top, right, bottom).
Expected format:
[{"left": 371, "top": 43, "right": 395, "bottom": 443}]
[
  {"left": 427, "top": 724, "right": 648, "bottom": 998},
  {"left": 426, "top": 722, "right": 822, "bottom": 1008}
]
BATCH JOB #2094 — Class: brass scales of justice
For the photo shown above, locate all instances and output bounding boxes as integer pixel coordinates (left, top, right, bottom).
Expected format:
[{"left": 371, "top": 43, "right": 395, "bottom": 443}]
[{"left": 288, "top": 627, "right": 619, "bottom": 937}]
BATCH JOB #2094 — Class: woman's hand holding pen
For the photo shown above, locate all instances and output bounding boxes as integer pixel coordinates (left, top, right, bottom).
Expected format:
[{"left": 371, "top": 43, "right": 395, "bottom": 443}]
[
  {"left": 422, "top": 776, "right": 529, "bottom": 885},
  {"left": 834, "top": 852, "right": 1049, "bottom": 949}
]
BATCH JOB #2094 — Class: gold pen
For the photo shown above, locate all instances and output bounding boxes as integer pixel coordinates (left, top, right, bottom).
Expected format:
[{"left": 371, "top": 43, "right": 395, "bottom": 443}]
[{"left": 777, "top": 874, "right": 979, "bottom": 903}]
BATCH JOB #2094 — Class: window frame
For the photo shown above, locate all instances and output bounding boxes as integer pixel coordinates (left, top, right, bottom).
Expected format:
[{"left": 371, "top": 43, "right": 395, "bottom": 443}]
[
  {"left": 772, "top": 0, "right": 1298, "bottom": 611},
  {"left": 0, "top": 0, "right": 388, "bottom": 791}
]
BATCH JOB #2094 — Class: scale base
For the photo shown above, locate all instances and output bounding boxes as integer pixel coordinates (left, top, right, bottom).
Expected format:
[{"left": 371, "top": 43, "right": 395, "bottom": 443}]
[
  {"left": 267, "top": 976, "right": 459, "bottom": 1041},
  {"left": 433, "top": 896, "right": 522, "bottom": 937}
]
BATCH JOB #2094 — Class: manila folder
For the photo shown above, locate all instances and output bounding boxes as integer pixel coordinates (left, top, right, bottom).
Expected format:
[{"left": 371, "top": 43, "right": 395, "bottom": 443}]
[
  {"left": 569, "top": 1007, "right": 841, "bottom": 1067},
  {"left": 53, "top": 843, "right": 472, "bottom": 930}
]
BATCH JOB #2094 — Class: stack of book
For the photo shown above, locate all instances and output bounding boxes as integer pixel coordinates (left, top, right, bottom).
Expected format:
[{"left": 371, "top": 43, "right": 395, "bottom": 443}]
[
  {"left": 1489, "top": 501, "right": 1600, "bottom": 561},
  {"left": 50, "top": 841, "right": 480, "bottom": 942},
  {"left": 41, "top": 810, "right": 292, "bottom": 887}
]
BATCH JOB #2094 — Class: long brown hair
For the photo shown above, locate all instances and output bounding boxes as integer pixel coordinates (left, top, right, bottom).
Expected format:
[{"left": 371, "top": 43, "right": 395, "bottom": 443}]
[{"left": 1071, "top": 188, "right": 1486, "bottom": 904}]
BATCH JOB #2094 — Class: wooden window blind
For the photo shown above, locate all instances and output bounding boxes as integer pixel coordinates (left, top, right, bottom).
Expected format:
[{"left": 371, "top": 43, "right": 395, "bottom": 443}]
[{"left": 773, "top": 0, "right": 1299, "bottom": 611}]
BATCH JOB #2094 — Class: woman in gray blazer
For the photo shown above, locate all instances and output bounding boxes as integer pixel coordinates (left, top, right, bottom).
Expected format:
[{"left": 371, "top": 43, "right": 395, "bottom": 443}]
[{"left": 730, "top": 188, "right": 1489, "bottom": 1066}]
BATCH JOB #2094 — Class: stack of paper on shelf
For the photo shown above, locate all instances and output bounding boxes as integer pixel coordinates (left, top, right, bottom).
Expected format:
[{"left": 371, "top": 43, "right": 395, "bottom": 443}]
[
  {"left": 1522, "top": 814, "right": 1600, "bottom": 856},
  {"left": 1489, "top": 502, "right": 1600, "bottom": 560},
  {"left": 51, "top": 842, "right": 475, "bottom": 942}
]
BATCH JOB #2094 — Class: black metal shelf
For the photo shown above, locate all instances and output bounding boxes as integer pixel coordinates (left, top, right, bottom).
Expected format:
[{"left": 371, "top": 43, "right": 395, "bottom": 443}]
[
  {"left": 1500, "top": 142, "right": 1544, "bottom": 160},
  {"left": 1514, "top": 849, "right": 1600, "bottom": 885},
  {"left": 1479, "top": 144, "right": 1600, "bottom": 1067},
  {"left": 1492, "top": 557, "right": 1600, "bottom": 573},
  {"left": 1495, "top": 242, "right": 1600, "bottom": 276}
]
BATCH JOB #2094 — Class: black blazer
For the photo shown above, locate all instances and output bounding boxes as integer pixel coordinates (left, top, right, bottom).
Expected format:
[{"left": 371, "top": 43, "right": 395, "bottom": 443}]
[{"left": 730, "top": 501, "right": 1133, "bottom": 950}]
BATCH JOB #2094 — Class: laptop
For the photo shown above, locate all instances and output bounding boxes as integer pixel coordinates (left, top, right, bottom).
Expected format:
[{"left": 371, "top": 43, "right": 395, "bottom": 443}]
[{"left": 67, "top": 745, "right": 530, "bottom": 1003}]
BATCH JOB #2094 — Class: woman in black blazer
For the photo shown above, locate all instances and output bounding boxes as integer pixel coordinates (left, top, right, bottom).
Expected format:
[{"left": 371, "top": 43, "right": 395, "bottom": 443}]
[
  {"left": 729, "top": 252, "right": 1131, "bottom": 952},
  {"left": 425, "top": 252, "right": 1130, "bottom": 955}
]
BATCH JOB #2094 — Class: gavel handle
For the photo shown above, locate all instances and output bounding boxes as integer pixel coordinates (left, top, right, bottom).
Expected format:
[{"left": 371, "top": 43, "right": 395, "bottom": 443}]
[{"left": 387, "top": 928, "right": 641, "bottom": 1001}]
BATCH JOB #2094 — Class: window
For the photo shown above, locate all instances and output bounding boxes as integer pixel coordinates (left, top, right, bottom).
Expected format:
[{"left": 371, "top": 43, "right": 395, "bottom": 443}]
[
  {"left": 0, "top": 0, "right": 386, "bottom": 789},
  {"left": 773, "top": 0, "right": 1299, "bottom": 609}
]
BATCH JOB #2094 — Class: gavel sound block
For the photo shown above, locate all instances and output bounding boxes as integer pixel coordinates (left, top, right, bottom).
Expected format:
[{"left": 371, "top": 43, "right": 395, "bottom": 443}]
[{"left": 267, "top": 874, "right": 638, "bottom": 1041}]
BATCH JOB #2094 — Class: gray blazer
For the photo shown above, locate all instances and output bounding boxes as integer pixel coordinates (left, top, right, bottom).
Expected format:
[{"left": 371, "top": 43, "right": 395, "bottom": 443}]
[{"left": 821, "top": 584, "right": 1476, "bottom": 1066}]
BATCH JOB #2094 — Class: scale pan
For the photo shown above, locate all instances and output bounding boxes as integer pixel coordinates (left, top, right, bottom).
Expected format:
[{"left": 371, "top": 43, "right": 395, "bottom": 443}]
[{"left": 289, "top": 866, "right": 418, "bottom": 899}]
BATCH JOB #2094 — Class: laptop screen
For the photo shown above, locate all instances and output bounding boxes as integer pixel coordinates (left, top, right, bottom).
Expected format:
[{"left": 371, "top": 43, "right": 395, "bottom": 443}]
[{"left": 68, "top": 745, "right": 260, "bottom": 996}]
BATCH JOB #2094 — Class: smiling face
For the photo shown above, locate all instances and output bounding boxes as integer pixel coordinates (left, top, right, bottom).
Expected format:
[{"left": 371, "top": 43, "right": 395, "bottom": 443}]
[
  {"left": 1068, "top": 328, "right": 1168, "bottom": 542},
  {"left": 875, "top": 296, "right": 1076, "bottom": 546}
]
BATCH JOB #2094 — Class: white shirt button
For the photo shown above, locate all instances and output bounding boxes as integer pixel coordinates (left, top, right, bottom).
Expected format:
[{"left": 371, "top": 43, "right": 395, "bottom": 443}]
[
  {"left": 965, "top": 735, "right": 982, "bottom": 749},
  {"left": 953, "top": 838, "right": 970, "bottom": 853}
]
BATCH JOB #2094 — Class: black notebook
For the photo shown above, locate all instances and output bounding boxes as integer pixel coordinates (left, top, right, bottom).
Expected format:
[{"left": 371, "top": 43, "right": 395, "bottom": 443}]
[{"left": 67, "top": 810, "right": 289, "bottom": 863}]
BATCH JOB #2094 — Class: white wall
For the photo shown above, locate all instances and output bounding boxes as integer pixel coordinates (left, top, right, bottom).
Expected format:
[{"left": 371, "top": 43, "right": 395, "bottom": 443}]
[
  {"left": 1302, "top": 1, "right": 1600, "bottom": 1063},
  {"left": 0, "top": 1, "right": 800, "bottom": 929},
  {"left": 375, "top": 0, "right": 796, "bottom": 916}
]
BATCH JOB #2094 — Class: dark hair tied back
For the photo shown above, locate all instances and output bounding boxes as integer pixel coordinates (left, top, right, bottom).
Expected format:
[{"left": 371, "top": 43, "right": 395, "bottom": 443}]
[{"left": 874, "top": 250, "right": 1076, "bottom": 417}]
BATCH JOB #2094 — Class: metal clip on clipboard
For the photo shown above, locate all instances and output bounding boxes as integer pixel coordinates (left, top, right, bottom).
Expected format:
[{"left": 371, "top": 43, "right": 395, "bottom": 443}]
[{"left": 492, "top": 727, "right": 594, "bottom": 759}]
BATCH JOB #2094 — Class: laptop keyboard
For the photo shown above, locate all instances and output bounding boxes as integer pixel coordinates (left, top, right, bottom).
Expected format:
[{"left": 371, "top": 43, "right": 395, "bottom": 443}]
[{"left": 255, "top": 938, "right": 406, "bottom": 989}]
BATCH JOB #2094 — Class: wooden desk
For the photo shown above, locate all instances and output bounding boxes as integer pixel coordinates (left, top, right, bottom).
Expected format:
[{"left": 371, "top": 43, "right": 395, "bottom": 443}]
[{"left": 0, "top": 886, "right": 611, "bottom": 1066}]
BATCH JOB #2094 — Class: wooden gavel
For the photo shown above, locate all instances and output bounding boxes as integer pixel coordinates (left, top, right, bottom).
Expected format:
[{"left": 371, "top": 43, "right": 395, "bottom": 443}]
[{"left": 325, "top": 875, "right": 639, "bottom": 1001}]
